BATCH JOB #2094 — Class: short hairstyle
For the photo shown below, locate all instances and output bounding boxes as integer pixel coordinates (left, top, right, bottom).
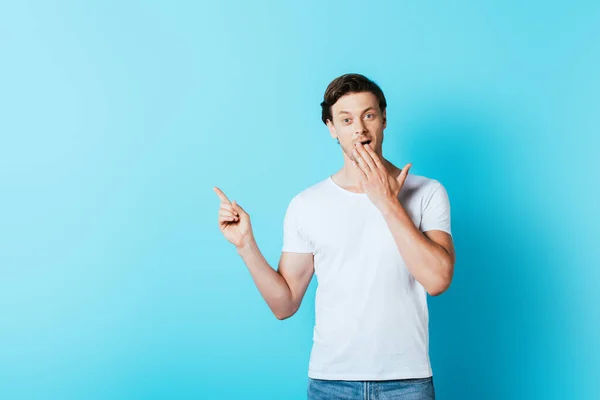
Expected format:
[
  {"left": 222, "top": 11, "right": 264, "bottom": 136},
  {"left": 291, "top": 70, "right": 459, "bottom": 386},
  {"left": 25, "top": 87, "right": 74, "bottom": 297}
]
[{"left": 320, "top": 73, "right": 387, "bottom": 125}]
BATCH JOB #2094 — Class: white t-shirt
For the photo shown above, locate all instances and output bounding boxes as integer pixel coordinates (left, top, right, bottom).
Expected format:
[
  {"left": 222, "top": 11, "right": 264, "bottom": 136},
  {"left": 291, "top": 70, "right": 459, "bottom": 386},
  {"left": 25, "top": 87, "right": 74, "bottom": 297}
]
[{"left": 282, "top": 173, "right": 452, "bottom": 381}]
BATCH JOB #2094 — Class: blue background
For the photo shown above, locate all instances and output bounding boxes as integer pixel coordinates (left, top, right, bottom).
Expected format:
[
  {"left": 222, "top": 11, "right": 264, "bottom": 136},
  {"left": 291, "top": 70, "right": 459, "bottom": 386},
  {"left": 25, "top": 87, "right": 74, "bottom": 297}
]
[{"left": 1, "top": 1, "right": 599, "bottom": 399}]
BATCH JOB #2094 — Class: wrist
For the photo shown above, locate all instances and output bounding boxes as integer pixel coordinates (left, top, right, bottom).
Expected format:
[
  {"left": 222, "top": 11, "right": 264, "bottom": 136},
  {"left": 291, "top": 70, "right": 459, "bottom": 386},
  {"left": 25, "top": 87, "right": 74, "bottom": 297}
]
[
  {"left": 379, "top": 197, "right": 405, "bottom": 217},
  {"left": 236, "top": 235, "right": 256, "bottom": 254}
]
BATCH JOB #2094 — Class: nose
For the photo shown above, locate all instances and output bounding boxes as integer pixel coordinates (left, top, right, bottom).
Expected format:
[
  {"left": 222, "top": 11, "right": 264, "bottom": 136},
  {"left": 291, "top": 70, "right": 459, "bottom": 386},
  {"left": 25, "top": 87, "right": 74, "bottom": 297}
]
[{"left": 354, "top": 119, "right": 367, "bottom": 135}]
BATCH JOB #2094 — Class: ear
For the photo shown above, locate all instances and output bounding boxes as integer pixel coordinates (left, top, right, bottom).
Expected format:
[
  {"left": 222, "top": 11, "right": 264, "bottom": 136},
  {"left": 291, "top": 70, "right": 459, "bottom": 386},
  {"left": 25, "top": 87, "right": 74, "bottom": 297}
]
[
  {"left": 382, "top": 109, "right": 387, "bottom": 129},
  {"left": 326, "top": 119, "right": 338, "bottom": 141}
]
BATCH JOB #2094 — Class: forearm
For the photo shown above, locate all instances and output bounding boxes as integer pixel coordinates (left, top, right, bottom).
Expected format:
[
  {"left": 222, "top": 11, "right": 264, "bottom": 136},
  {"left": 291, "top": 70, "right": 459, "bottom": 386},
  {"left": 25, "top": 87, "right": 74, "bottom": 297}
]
[
  {"left": 236, "top": 239, "right": 294, "bottom": 318},
  {"left": 381, "top": 202, "right": 453, "bottom": 295}
]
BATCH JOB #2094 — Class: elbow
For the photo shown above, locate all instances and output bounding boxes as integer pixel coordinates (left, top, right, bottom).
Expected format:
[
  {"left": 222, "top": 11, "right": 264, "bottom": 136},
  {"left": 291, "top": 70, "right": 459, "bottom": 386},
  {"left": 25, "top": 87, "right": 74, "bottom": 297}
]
[
  {"left": 274, "top": 310, "right": 295, "bottom": 320},
  {"left": 427, "top": 282, "right": 449, "bottom": 296},
  {"left": 273, "top": 305, "right": 298, "bottom": 320},
  {"left": 427, "top": 264, "right": 454, "bottom": 296}
]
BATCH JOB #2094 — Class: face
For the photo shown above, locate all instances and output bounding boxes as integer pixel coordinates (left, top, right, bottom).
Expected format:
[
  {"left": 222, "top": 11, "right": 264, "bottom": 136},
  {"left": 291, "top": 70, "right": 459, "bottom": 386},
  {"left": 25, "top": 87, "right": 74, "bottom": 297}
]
[{"left": 326, "top": 91, "right": 387, "bottom": 163}]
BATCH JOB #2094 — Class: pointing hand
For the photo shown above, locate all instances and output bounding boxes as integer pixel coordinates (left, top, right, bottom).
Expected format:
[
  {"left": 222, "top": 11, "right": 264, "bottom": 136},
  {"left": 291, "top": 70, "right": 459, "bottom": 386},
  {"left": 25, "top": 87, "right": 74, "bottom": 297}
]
[{"left": 213, "top": 187, "right": 254, "bottom": 249}]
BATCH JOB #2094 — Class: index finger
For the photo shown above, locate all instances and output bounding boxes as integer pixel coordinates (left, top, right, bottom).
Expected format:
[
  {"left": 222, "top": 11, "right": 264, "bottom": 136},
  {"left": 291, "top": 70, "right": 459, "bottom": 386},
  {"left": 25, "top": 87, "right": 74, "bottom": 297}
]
[
  {"left": 213, "top": 187, "right": 231, "bottom": 203},
  {"left": 364, "top": 144, "right": 384, "bottom": 169}
]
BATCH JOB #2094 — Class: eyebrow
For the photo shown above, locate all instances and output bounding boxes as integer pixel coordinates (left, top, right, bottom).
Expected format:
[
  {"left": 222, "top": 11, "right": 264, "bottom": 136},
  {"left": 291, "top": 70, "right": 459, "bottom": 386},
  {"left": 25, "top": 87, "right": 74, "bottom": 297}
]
[{"left": 338, "top": 107, "right": 376, "bottom": 115}]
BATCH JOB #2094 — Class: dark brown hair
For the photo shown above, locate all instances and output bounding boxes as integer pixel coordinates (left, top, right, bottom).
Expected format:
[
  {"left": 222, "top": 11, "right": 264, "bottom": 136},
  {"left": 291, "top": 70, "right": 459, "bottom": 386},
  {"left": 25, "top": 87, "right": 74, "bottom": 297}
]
[{"left": 320, "top": 73, "right": 387, "bottom": 124}]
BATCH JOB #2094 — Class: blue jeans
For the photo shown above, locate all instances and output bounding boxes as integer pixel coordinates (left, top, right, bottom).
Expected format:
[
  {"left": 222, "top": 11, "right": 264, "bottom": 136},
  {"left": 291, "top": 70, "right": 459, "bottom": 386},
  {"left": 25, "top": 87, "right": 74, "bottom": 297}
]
[{"left": 307, "top": 377, "right": 435, "bottom": 400}]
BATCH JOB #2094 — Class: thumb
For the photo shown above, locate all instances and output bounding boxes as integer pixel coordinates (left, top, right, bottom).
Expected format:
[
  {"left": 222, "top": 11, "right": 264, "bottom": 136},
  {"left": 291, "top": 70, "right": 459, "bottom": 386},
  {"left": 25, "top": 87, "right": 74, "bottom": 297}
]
[
  {"left": 232, "top": 200, "right": 246, "bottom": 215},
  {"left": 397, "top": 163, "right": 412, "bottom": 183}
]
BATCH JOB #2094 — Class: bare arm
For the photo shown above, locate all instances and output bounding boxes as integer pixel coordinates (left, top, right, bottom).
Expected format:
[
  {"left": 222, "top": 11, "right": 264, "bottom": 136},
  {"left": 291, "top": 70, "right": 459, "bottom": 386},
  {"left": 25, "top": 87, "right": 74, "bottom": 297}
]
[
  {"left": 238, "top": 242, "right": 314, "bottom": 319},
  {"left": 381, "top": 203, "right": 455, "bottom": 295},
  {"left": 213, "top": 186, "right": 314, "bottom": 320},
  {"left": 351, "top": 143, "right": 456, "bottom": 296}
]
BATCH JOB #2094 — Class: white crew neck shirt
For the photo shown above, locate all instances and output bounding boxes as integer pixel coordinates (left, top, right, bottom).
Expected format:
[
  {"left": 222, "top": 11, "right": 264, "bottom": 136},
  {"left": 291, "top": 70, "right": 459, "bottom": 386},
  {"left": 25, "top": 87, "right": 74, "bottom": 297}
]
[{"left": 282, "top": 173, "right": 452, "bottom": 380}]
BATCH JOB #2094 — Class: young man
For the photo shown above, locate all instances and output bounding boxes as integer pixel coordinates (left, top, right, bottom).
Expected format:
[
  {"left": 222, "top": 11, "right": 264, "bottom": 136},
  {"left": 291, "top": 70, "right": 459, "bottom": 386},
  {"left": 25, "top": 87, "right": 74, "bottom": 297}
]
[{"left": 214, "top": 74, "right": 455, "bottom": 399}]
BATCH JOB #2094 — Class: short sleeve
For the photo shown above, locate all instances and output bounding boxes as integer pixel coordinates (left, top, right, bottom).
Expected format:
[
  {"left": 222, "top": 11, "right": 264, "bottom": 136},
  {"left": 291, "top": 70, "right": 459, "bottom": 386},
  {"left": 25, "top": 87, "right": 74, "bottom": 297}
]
[
  {"left": 420, "top": 182, "right": 452, "bottom": 236},
  {"left": 282, "top": 196, "right": 314, "bottom": 253}
]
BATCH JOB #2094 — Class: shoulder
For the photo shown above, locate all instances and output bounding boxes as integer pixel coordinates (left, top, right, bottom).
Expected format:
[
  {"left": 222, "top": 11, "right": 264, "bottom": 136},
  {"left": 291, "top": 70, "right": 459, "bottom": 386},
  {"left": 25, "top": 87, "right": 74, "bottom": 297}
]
[
  {"left": 290, "top": 176, "right": 334, "bottom": 202},
  {"left": 401, "top": 173, "right": 450, "bottom": 211},
  {"left": 285, "top": 176, "right": 332, "bottom": 213},
  {"left": 403, "top": 172, "right": 445, "bottom": 195}
]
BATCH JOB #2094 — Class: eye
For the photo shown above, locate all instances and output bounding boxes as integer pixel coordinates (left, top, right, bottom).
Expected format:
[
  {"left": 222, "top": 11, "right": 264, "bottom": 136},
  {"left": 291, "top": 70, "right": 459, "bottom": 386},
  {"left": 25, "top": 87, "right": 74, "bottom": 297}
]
[
  {"left": 342, "top": 118, "right": 351, "bottom": 124},
  {"left": 365, "top": 113, "right": 374, "bottom": 119}
]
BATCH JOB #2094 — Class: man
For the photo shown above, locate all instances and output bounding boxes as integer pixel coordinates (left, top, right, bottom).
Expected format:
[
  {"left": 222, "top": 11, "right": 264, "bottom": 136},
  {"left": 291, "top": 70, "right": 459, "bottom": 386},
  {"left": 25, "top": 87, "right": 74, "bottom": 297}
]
[{"left": 214, "top": 73, "right": 455, "bottom": 399}]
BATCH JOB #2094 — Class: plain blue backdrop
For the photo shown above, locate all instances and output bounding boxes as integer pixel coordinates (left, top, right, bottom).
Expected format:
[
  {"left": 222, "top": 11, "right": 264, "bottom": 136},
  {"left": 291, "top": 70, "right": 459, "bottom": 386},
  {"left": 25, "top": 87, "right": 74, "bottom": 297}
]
[{"left": 1, "top": 1, "right": 599, "bottom": 399}]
